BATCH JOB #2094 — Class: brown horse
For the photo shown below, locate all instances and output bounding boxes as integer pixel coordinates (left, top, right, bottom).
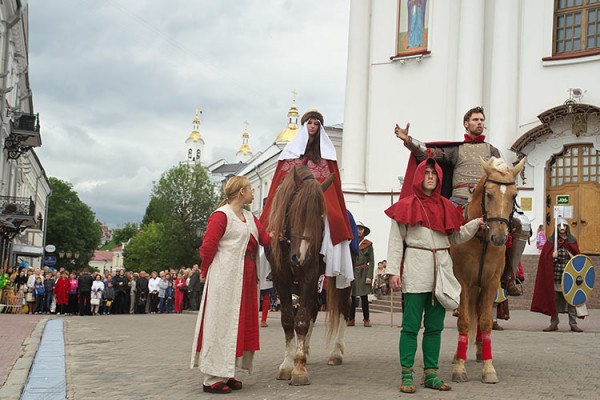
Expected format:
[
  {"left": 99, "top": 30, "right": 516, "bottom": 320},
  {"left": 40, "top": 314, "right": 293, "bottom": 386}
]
[
  {"left": 451, "top": 157, "right": 526, "bottom": 383},
  {"left": 266, "top": 165, "right": 351, "bottom": 385}
]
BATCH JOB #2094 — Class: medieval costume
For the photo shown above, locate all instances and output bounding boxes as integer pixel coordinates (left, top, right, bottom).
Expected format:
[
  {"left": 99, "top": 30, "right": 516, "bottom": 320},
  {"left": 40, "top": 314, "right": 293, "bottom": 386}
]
[
  {"left": 348, "top": 221, "right": 375, "bottom": 327},
  {"left": 531, "top": 218, "right": 585, "bottom": 332},
  {"left": 259, "top": 110, "right": 354, "bottom": 288},
  {"left": 401, "top": 135, "right": 500, "bottom": 206},
  {"left": 191, "top": 204, "right": 270, "bottom": 388},
  {"left": 386, "top": 158, "right": 480, "bottom": 393}
]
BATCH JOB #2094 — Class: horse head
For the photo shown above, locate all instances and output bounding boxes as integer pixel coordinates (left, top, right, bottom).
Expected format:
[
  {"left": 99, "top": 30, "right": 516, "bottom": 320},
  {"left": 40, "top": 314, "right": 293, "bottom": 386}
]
[
  {"left": 269, "top": 165, "right": 330, "bottom": 268},
  {"left": 477, "top": 156, "right": 526, "bottom": 246}
]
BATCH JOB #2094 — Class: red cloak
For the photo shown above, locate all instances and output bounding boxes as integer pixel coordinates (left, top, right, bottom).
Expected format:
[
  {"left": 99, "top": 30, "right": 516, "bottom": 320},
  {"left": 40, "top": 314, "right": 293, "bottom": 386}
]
[
  {"left": 530, "top": 238, "right": 580, "bottom": 317},
  {"left": 259, "top": 158, "right": 352, "bottom": 245}
]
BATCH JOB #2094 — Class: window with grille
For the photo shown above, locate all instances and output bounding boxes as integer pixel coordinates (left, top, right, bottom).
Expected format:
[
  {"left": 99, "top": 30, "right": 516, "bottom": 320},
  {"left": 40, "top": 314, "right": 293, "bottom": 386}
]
[
  {"left": 553, "top": 0, "right": 600, "bottom": 55},
  {"left": 548, "top": 144, "right": 600, "bottom": 186}
]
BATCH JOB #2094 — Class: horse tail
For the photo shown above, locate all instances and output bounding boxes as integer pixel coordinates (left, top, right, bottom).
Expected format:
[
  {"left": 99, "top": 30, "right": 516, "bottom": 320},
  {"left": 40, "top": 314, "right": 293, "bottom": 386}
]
[{"left": 325, "top": 277, "right": 351, "bottom": 342}]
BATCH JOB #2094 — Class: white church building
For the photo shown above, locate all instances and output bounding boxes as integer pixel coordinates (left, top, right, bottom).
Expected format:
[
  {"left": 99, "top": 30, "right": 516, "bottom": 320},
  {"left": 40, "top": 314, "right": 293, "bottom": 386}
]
[{"left": 340, "top": 0, "right": 600, "bottom": 256}]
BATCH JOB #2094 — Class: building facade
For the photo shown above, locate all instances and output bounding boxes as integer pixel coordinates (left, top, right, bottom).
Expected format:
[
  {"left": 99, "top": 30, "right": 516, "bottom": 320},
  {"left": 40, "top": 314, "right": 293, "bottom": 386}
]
[
  {"left": 341, "top": 0, "right": 600, "bottom": 256},
  {"left": 0, "top": 0, "right": 48, "bottom": 271}
]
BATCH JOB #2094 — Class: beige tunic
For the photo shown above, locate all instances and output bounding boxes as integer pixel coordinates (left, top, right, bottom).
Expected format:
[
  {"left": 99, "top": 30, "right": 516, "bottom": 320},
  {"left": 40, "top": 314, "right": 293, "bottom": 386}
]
[
  {"left": 386, "top": 220, "right": 480, "bottom": 293},
  {"left": 190, "top": 205, "right": 259, "bottom": 377}
]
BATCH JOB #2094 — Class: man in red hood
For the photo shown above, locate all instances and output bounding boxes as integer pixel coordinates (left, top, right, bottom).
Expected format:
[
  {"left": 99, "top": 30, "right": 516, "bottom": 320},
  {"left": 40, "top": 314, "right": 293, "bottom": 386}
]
[{"left": 385, "top": 157, "right": 483, "bottom": 393}]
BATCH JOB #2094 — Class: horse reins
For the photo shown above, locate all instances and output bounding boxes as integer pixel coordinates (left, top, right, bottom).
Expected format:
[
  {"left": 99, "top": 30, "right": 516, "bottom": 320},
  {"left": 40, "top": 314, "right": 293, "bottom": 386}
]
[{"left": 476, "top": 178, "right": 516, "bottom": 288}]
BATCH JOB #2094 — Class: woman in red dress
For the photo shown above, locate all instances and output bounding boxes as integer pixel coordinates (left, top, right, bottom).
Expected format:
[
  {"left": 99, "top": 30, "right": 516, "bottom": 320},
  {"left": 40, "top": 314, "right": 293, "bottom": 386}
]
[
  {"left": 191, "top": 176, "right": 270, "bottom": 394},
  {"left": 54, "top": 271, "right": 71, "bottom": 315},
  {"left": 173, "top": 272, "right": 185, "bottom": 313}
]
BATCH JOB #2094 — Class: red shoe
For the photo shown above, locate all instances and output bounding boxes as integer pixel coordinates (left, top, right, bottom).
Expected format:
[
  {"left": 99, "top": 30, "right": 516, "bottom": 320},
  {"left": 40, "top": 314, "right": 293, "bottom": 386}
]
[
  {"left": 203, "top": 382, "right": 232, "bottom": 394},
  {"left": 226, "top": 378, "right": 243, "bottom": 390}
]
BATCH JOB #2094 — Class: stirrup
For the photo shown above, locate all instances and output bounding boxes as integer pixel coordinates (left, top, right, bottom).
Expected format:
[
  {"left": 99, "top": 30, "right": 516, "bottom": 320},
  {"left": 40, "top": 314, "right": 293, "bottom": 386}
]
[
  {"left": 400, "top": 367, "right": 416, "bottom": 393},
  {"left": 423, "top": 369, "right": 451, "bottom": 391}
]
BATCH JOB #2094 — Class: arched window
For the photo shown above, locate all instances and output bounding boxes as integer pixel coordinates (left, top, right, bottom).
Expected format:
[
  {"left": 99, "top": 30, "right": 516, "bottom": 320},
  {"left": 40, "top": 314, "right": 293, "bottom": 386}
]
[{"left": 188, "top": 149, "right": 192, "bottom": 159}]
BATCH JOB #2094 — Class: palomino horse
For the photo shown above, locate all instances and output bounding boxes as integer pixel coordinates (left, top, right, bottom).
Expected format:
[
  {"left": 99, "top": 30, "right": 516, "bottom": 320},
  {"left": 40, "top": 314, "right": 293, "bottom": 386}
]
[
  {"left": 451, "top": 156, "right": 526, "bottom": 383},
  {"left": 266, "top": 165, "right": 351, "bottom": 385}
]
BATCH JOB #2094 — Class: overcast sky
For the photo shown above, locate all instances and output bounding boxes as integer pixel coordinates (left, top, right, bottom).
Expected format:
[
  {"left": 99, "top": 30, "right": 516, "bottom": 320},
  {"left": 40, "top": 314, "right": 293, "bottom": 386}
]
[{"left": 29, "top": 0, "right": 350, "bottom": 228}]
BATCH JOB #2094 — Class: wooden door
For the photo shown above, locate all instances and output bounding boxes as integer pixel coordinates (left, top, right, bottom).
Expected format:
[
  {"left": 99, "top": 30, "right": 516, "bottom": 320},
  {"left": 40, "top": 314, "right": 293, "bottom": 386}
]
[{"left": 545, "top": 144, "right": 600, "bottom": 254}]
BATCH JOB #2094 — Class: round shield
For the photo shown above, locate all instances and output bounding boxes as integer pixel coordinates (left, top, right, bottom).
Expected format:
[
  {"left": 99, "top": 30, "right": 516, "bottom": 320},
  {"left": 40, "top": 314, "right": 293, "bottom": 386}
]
[
  {"left": 562, "top": 254, "right": 595, "bottom": 306},
  {"left": 494, "top": 283, "right": 508, "bottom": 304}
]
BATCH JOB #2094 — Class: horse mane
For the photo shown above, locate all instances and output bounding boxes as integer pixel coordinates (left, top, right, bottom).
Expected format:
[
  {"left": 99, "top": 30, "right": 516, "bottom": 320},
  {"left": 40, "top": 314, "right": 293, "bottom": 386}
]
[{"left": 268, "top": 165, "right": 326, "bottom": 268}]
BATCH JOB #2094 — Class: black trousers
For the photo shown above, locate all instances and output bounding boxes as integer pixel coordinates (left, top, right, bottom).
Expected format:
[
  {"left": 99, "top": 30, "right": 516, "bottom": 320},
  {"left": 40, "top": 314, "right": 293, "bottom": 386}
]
[
  {"left": 79, "top": 291, "right": 91, "bottom": 315},
  {"left": 349, "top": 295, "right": 370, "bottom": 321}
]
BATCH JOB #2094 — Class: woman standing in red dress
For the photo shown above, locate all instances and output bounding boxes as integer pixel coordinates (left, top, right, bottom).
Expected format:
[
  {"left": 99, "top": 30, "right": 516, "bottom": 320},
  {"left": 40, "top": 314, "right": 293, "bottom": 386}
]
[
  {"left": 191, "top": 176, "right": 270, "bottom": 394},
  {"left": 54, "top": 271, "right": 70, "bottom": 315},
  {"left": 173, "top": 272, "right": 185, "bottom": 313}
]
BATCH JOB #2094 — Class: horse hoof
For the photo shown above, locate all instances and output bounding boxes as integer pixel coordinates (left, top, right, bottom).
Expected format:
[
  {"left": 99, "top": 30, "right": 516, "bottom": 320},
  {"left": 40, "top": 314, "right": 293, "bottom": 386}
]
[
  {"left": 452, "top": 371, "right": 468, "bottom": 382},
  {"left": 290, "top": 374, "right": 310, "bottom": 386},
  {"left": 482, "top": 372, "right": 499, "bottom": 384},
  {"left": 277, "top": 370, "right": 292, "bottom": 380},
  {"left": 327, "top": 356, "right": 343, "bottom": 366}
]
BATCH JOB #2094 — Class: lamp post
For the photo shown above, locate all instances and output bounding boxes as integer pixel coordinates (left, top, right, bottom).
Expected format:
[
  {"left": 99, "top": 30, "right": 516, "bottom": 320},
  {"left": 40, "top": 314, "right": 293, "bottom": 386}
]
[{"left": 58, "top": 250, "right": 80, "bottom": 271}]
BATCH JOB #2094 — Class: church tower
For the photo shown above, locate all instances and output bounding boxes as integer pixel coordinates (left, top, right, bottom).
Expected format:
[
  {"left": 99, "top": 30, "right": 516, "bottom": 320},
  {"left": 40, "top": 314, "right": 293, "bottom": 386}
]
[
  {"left": 236, "top": 121, "right": 253, "bottom": 163},
  {"left": 185, "top": 107, "right": 205, "bottom": 165},
  {"left": 275, "top": 92, "right": 299, "bottom": 144}
]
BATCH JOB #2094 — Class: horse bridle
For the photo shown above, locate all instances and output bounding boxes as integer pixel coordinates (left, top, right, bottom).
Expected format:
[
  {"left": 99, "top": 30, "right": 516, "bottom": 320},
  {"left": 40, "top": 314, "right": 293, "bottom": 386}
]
[
  {"left": 477, "top": 177, "right": 516, "bottom": 288},
  {"left": 480, "top": 178, "right": 516, "bottom": 227}
]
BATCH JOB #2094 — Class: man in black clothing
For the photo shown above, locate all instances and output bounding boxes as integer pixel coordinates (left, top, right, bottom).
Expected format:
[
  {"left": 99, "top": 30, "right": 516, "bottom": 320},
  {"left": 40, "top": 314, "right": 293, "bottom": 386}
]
[
  {"left": 135, "top": 271, "right": 149, "bottom": 314},
  {"left": 78, "top": 268, "right": 94, "bottom": 316},
  {"left": 188, "top": 264, "right": 202, "bottom": 311}
]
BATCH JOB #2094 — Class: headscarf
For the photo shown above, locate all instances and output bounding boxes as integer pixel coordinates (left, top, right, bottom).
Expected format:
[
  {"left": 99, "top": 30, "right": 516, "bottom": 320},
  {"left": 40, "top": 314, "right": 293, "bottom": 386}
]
[
  {"left": 385, "top": 158, "right": 465, "bottom": 235},
  {"left": 278, "top": 121, "right": 337, "bottom": 161}
]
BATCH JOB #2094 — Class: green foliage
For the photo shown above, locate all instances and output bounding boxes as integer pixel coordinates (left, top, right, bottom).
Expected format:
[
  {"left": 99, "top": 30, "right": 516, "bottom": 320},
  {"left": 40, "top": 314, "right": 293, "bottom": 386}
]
[
  {"left": 113, "top": 222, "right": 139, "bottom": 245},
  {"left": 125, "top": 164, "right": 219, "bottom": 271},
  {"left": 46, "top": 178, "right": 102, "bottom": 271}
]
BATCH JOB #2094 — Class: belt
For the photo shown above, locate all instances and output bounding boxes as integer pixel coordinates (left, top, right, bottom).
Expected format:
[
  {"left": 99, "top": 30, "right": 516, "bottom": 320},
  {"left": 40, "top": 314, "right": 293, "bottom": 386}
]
[
  {"left": 406, "top": 245, "right": 449, "bottom": 253},
  {"left": 355, "top": 264, "right": 369, "bottom": 269}
]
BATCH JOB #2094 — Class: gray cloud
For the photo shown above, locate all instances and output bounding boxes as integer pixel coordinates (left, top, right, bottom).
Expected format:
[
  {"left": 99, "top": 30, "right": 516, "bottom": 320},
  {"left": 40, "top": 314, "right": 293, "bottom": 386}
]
[{"left": 29, "top": 0, "right": 349, "bottom": 227}]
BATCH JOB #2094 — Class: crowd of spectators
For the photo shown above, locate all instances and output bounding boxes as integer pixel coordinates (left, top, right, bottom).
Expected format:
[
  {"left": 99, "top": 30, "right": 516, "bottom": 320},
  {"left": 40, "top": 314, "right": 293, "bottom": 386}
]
[{"left": 0, "top": 264, "right": 206, "bottom": 316}]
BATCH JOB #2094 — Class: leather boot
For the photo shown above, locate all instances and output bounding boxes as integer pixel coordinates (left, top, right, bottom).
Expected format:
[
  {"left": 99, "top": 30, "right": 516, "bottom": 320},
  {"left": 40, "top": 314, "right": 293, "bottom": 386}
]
[
  {"left": 506, "top": 278, "right": 521, "bottom": 296},
  {"left": 492, "top": 321, "right": 504, "bottom": 331},
  {"left": 363, "top": 319, "right": 372, "bottom": 327},
  {"left": 346, "top": 319, "right": 355, "bottom": 326},
  {"left": 570, "top": 324, "right": 583, "bottom": 333},
  {"left": 543, "top": 323, "right": 558, "bottom": 332}
]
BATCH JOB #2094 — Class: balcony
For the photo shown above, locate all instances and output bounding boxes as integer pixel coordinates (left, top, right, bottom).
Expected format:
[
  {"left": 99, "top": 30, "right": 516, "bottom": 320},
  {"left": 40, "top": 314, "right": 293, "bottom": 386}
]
[
  {"left": 4, "top": 113, "right": 42, "bottom": 160},
  {"left": 0, "top": 196, "right": 36, "bottom": 239}
]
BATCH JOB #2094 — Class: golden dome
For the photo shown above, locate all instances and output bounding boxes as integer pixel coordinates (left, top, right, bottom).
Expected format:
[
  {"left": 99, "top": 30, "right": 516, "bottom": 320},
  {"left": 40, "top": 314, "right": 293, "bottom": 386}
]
[
  {"left": 275, "top": 95, "right": 299, "bottom": 142},
  {"left": 275, "top": 124, "right": 298, "bottom": 142},
  {"left": 238, "top": 143, "right": 251, "bottom": 154},
  {"left": 187, "top": 107, "right": 203, "bottom": 142},
  {"left": 187, "top": 129, "right": 202, "bottom": 142}
]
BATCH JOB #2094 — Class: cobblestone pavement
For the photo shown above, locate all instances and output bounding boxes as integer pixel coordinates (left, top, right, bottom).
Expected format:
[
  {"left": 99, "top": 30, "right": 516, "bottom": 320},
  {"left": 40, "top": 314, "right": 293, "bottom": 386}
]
[
  {"left": 0, "top": 314, "right": 43, "bottom": 399},
  {"left": 57, "top": 310, "right": 600, "bottom": 400}
]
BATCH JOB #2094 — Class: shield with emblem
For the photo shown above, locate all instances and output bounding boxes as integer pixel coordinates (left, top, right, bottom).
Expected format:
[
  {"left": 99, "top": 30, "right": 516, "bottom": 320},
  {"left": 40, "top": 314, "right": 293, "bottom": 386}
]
[
  {"left": 561, "top": 254, "right": 595, "bottom": 306},
  {"left": 494, "top": 283, "right": 508, "bottom": 304}
]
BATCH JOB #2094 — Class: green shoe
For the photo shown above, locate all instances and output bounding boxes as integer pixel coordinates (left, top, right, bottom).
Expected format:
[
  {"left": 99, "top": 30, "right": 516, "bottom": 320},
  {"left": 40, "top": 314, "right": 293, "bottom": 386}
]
[
  {"left": 400, "top": 367, "right": 416, "bottom": 393},
  {"left": 423, "top": 369, "right": 451, "bottom": 391}
]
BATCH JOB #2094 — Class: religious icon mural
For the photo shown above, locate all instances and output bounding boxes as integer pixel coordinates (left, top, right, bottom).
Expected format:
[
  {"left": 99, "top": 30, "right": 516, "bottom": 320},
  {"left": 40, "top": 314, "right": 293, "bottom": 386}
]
[{"left": 396, "top": 0, "right": 430, "bottom": 56}]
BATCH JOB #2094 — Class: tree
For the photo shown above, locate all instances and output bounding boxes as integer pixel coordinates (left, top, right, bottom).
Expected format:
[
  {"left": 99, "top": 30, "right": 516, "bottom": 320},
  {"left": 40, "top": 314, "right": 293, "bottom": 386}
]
[
  {"left": 113, "top": 222, "right": 139, "bottom": 245},
  {"left": 46, "top": 178, "right": 102, "bottom": 271},
  {"left": 122, "top": 222, "right": 166, "bottom": 272},
  {"left": 125, "top": 164, "right": 219, "bottom": 270}
]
